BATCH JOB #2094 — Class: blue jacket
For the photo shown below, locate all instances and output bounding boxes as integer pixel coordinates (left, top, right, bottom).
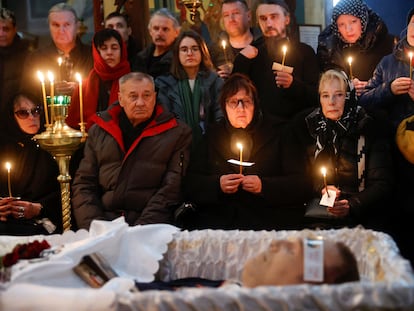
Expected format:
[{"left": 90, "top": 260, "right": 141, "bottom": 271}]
[{"left": 359, "top": 39, "right": 414, "bottom": 132}]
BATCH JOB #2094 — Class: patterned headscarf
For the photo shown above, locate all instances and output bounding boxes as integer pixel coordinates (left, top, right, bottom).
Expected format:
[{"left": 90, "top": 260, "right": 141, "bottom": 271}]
[{"left": 331, "top": 0, "right": 369, "bottom": 42}]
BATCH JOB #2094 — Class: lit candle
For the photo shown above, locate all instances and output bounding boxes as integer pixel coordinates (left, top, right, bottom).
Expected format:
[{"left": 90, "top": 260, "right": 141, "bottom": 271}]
[
  {"left": 409, "top": 52, "right": 413, "bottom": 80},
  {"left": 320, "top": 167, "right": 330, "bottom": 198},
  {"left": 57, "top": 57, "right": 62, "bottom": 82},
  {"left": 347, "top": 56, "right": 353, "bottom": 79},
  {"left": 5, "top": 162, "right": 12, "bottom": 198},
  {"left": 221, "top": 39, "right": 229, "bottom": 65},
  {"left": 75, "top": 73, "right": 84, "bottom": 130},
  {"left": 47, "top": 71, "right": 55, "bottom": 124},
  {"left": 236, "top": 142, "right": 243, "bottom": 174},
  {"left": 281, "top": 45, "right": 287, "bottom": 68},
  {"left": 37, "top": 71, "right": 49, "bottom": 125}
]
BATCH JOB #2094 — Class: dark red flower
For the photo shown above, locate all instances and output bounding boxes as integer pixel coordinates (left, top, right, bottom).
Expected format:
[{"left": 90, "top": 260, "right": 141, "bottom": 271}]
[{"left": 2, "top": 240, "right": 51, "bottom": 268}]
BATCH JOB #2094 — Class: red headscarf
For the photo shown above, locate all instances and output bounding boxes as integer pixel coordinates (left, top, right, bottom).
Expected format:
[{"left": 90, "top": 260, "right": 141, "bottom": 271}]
[{"left": 66, "top": 36, "right": 130, "bottom": 130}]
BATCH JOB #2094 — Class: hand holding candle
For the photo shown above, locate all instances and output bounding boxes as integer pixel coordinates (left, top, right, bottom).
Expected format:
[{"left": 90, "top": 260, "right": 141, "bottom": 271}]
[
  {"left": 347, "top": 56, "right": 353, "bottom": 79},
  {"left": 5, "top": 162, "right": 12, "bottom": 198},
  {"left": 236, "top": 142, "right": 243, "bottom": 174},
  {"left": 37, "top": 71, "right": 49, "bottom": 125},
  {"left": 321, "top": 167, "right": 330, "bottom": 198}
]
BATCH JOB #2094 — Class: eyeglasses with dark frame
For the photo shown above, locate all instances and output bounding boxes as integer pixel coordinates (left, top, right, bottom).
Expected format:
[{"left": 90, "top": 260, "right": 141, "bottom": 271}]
[
  {"left": 225, "top": 97, "right": 254, "bottom": 109},
  {"left": 179, "top": 46, "right": 201, "bottom": 54},
  {"left": 14, "top": 107, "right": 42, "bottom": 119}
]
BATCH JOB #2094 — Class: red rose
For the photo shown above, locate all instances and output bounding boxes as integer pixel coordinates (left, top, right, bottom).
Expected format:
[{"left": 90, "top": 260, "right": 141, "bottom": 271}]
[{"left": 2, "top": 240, "right": 51, "bottom": 268}]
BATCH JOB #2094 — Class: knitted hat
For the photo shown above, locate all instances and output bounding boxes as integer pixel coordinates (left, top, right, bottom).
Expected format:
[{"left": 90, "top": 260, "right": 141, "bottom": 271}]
[
  {"left": 331, "top": 0, "right": 369, "bottom": 39},
  {"left": 407, "top": 7, "right": 414, "bottom": 26}
]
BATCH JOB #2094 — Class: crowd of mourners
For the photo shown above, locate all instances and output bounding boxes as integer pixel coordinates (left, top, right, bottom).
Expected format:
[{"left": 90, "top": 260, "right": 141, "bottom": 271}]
[{"left": 0, "top": 0, "right": 413, "bottom": 269}]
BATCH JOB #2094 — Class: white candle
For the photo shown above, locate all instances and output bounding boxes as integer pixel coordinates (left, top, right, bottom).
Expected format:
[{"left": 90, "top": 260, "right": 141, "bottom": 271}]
[
  {"left": 57, "top": 57, "right": 62, "bottom": 82},
  {"left": 5, "top": 162, "right": 12, "bottom": 198},
  {"left": 281, "top": 45, "right": 287, "bottom": 68},
  {"left": 47, "top": 71, "right": 55, "bottom": 124},
  {"left": 236, "top": 142, "right": 243, "bottom": 174},
  {"left": 409, "top": 52, "right": 413, "bottom": 80},
  {"left": 347, "top": 56, "right": 353, "bottom": 79},
  {"left": 320, "top": 167, "right": 329, "bottom": 197},
  {"left": 221, "top": 40, "right": 229, "bottom": 64},
  {"left": 75, "top": 73, "right": 84, "bottom": 130},
  {"left": 37, "top": 71, "right": 49, "bottom": 125}
]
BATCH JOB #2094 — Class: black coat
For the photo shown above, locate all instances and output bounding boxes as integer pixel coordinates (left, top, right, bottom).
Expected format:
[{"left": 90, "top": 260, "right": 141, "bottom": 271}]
[
  {"left": 290, "top": 107, "right": 394, "bottom": 229},
  {"left": 0, "top": 107, "right": 62, "bottom": 235},
  {"left": 131, "top": 44, "right": 173, "bottom": 79},
  {"left": 184, "top": 118, "right": 311, "bottom": 230},
  {"left": 0, "top": 35, "right": 32, "bottom": 118},
  {"left": 317, "top": 8, "right": 396, "bottom": 81},
  {"left": 233, "top": 37, "right": 319, "bottom": 121}
]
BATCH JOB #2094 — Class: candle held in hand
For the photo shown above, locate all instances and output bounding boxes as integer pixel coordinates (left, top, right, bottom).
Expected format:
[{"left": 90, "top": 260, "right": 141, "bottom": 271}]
[
  {"left": 221, "top": 39, "right": 229, "bottom": 65},
  {"left": 347, "top": 56, "right": 353, "bottom": 79},
  {"left": 409, "top": 52, "right": 413, "bottom": 80},
  {"left": 281, "top": 45, "right": 287, "bottom": 68},
  {"left": 236, "top": 142, "right": 243, "bottom": 174},
  {"left": 5, "top": 162, "right": 12, "bottom": 198},
  {"left": 320, "top": 167, "right": 330, "bottom": 197}
]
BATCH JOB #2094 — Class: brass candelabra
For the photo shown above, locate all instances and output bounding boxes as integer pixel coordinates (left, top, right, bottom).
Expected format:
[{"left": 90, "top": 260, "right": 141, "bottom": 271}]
[{"left": 34, "top": 98, "right": 86, "bottom": 231}]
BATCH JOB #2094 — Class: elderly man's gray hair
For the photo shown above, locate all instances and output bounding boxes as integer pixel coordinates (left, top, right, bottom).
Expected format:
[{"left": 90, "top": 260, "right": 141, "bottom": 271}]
[
  {"left": 119, "top": 72, "right": 155, "bottom": 89},
  {"left": 48, "top": 2, "right": 78, "bottom": 21},
  {"left": 148, "top": 8, "right": 180, "bottom": 29}
]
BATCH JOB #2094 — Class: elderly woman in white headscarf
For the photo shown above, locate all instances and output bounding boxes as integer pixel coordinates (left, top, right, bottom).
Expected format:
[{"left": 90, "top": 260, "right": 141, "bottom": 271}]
[{"left": 290, "top": 69, "right": 393, "bottom": 230}]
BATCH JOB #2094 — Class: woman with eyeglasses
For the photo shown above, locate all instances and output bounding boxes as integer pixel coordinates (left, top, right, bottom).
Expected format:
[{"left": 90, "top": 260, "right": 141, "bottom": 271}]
[
  {"left": 180, "top": 73, "right": 311, "bottom": 230},
  {"left": 0, "top": 93, "right": 62, "bottom": 235},
  {"left": 155, "top": 30, "right": 224, "bottom": 148}
]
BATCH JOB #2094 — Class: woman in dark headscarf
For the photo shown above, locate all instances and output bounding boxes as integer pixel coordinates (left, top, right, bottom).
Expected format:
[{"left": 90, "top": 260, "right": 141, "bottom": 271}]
[
  {"left": 0, "top": 93, "right": 62, "bottom": 235},
  {"left": 66, "top": 28, "right": 130, "bottom": 131},
  {"left": 291, "top": 69, "right": 393, "bottom": 229},
  {"left": 317, "top": 0, "right": 396, "bottom": 96},
  {"left": 182, "top": 73, "right": 311, "bottom": 230}
]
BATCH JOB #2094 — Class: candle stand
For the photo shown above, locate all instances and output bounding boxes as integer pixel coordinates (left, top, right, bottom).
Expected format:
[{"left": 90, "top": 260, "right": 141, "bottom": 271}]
[{"left": 34, "top": 99, "right": 87, "bottom": 231}]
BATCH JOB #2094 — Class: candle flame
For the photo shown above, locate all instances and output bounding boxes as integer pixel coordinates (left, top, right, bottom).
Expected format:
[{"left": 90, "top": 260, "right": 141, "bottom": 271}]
[
  {"left": 5, "top": 162, "right": 11, "bottom": 172},
  {"left": 282, "top": 45, "right": 287, "bottom": 54},
  {"left": 75, "top": 72, "right": 82, "bottom": 83},
  {"left": 221, "top": 40, "right": 227, "bottom": 49},
  {"left": 409, "top": 52, "right": 413, "bottom": 60},
  {"left": 58, "top": 57, "right": 62, "bottom": 66},
  {"left": 347, "top": 56, "right": 353, "bottom": 65},
  {"left": 47, "top": 71, "right": 54, "bottom": 83},
  {"left": 320, "top": 167, "right": 327, "bottom": 177},
  {"left": 37, "top": 71, "right": 44, "bottom": 83},
  {"left": 236, "top": 142, "right": 243, "bottom": 151}
]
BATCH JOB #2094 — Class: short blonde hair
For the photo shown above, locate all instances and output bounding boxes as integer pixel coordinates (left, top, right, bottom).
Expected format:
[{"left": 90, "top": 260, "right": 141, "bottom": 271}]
[{"left": 318, "top": 69, "right": 347, "bottom": 94}]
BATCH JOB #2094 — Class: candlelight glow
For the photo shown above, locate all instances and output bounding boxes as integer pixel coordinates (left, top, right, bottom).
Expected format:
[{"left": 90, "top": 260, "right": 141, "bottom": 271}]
[
  {"left": 5, "top": 162, "right": 12, "bottom": 197},
  {"left": 221, "top": 40, "right": 227, "bottom": 50},
  {"left": 237, "top": 143, "right": 243, "bottom": 174},
  {"left": 37, "top": 71, "right": 44, "bottom": 83},
  {"left": 58, "top": 57, "right": 62, "bottom": 66},
  {"left": 75, "top": 72, "right": 82, "bottom": 83},
  {"left": 281, "top": 45, "right": 287, "bottom": 67},
  {"left": 347, "top": 56, "right": 353, "bottom": 79},
  {"left": 320, "top": 166, "right": 326, "bottom": 177},
  {"left": 47, "top": 71, "right": 54, "bottom": 83},
  {"left": 347, "top": 56, "right": 353, "bottom": 65}
]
